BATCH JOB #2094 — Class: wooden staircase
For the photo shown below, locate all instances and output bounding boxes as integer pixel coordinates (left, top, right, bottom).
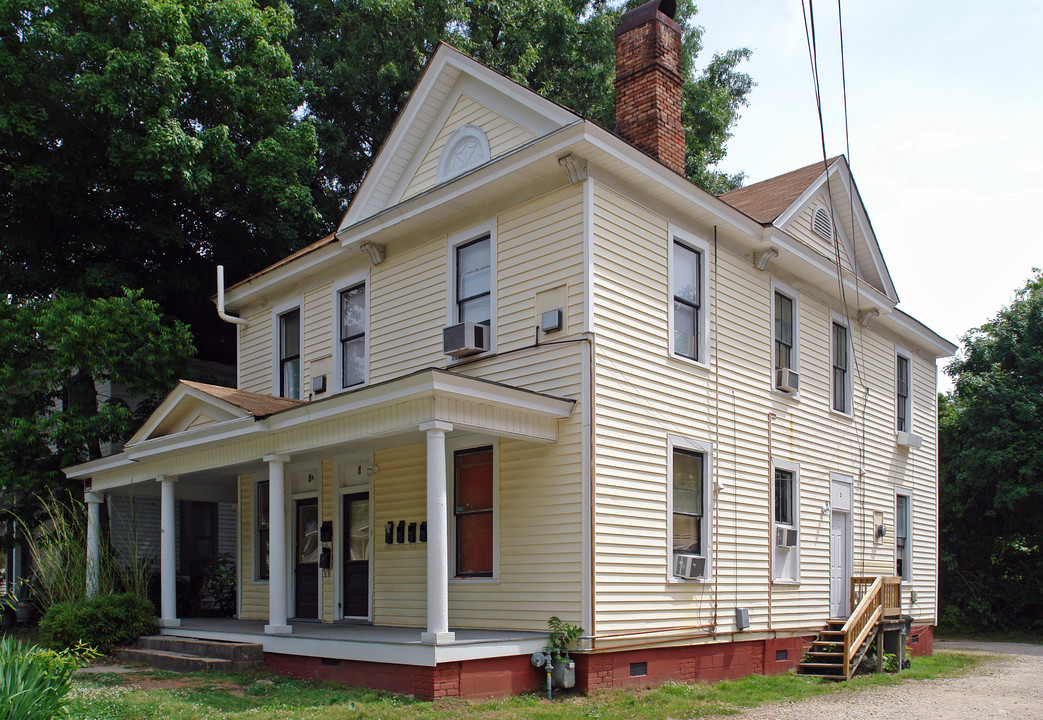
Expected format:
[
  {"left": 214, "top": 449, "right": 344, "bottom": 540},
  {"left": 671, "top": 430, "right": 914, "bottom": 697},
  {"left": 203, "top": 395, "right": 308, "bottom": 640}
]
[{"left": 798, "top": 576, "right": 901, "bottom": 681}]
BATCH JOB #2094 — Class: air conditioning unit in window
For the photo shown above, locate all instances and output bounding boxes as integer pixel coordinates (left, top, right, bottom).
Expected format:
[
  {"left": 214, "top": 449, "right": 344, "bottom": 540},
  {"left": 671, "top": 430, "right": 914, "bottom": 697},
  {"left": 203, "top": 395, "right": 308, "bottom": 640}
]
[
  {"left": 443, "top": 321, "right": 490, "bottom": 357},
  {"left": 775, "top": 368, "right": 800, "bottom": 393},
  {"left": 673, "top": 553, "right": 705, "bottom": 579},
  {"left": 775, "top": 527, "right": 798, "bottom": 547}
]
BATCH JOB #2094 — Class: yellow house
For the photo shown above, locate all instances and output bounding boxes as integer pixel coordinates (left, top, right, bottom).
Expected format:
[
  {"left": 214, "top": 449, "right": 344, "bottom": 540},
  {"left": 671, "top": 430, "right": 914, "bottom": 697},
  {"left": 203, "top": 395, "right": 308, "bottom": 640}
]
[{"left": 65, "top": 0, "right": 954, "bottom": 698}]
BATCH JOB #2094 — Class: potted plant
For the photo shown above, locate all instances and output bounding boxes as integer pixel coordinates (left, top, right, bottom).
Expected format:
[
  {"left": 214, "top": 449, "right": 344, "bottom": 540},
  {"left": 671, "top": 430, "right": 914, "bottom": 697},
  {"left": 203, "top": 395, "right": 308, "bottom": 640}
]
[{"left": 547, "top": 616, "right": 582, "bottom": 689}]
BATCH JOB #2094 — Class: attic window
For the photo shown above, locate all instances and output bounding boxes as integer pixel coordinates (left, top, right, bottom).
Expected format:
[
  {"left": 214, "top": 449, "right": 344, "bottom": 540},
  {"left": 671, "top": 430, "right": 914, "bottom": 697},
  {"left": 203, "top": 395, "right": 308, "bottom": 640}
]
[
  {"left": 813, "top": 207, "right": 833, "bottom": 241},
  {"left": 436, "top": 124, "right": 490, "bottom": 182}
]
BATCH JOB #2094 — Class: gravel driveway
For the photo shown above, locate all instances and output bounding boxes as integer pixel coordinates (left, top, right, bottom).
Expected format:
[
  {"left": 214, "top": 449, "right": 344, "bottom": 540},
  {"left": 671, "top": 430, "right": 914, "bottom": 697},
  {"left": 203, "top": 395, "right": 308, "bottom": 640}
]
[{"left": 722, "top": 641, "right": 1043, "bottom": 720}]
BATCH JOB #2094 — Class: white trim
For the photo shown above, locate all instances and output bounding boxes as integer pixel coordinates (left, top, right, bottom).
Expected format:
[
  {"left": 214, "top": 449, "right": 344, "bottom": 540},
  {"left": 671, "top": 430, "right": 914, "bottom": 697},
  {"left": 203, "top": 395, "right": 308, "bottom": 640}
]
[
  {"left": 331, "top": 269, "right": 371, "bottom": 394},
  {"left": 770, "top": 278, "right": 801, "bottom": 398},
  {"left": 894, "top": 487, "right": 913, "bottom": 583},
  {"left": 272, "top": 297, "right": 304, "bottom": 400},
  {"left": 829, "top": 311, "right": 854, "bottom": 418},
  {"left": 580, "top": 337, "right": 593, "bottom": 637},
  {"left": 829, "top": 473, "right": 855, "bottom": 618},
  {"left": 771, "top": 458, "right": 801, "bottom": 582},
  {"left": 446, "top": 219, "right": 498, "bottom": 359},
  {"left": 435, "top": 124, "right": 490, "bottom": 183},
  {"left": 446, "top": 436, "right": 499, "bottom": 583},
  {"left": 668, "top": 224, "right": 711, "bottom": 369},
  {"left": 582, "top": 177, "right": 594, "bottom": 335},
  {"left": 666, "top": 434, "right": 714, "bottom": 583}
]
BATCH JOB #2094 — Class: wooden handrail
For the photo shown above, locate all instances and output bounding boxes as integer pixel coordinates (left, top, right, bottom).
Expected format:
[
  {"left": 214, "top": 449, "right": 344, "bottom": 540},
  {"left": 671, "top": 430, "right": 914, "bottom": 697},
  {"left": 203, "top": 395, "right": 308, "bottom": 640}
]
[{"left": 841, "top": 576, "right": 882, "bottom": 680}]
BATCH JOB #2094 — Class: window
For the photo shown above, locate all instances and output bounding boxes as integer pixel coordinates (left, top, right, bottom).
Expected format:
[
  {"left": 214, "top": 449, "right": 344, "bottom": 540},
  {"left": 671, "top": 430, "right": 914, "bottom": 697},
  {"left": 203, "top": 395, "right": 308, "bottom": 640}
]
[
  {"left": 774, "top": 292, "right": 793, "bottom": 371},
  {"left": 775, "top": 469, "right": 794, "bottom": 526},
  {"left": 453, "top": 447, "right": 494, "bottom": 577},
  {"left": 456, "top": 236, "right": 491, "bottom": 326},
  {"left": 669, "top": 435, "right": 712, "bottom": 580},
  {"left": 672, "top": 240, "right": 701, "bottom": 361},
  {"left": 278, "top": 308, "right": 301, "bottom": 399},
  {"left": 256, "top": 481, "right": 270, "bottom": 581},
  {"left": 831, "top": 319, "right": 851, "bottom": 414},
  {"left": 895, "top": 493, "right": 911, "bottom": 580},
  {"left": 896, "top": 353, "right": 911, "bottom": 432},
  {"left": 339, "top": 283, "right": 366, "bottom": 389}
]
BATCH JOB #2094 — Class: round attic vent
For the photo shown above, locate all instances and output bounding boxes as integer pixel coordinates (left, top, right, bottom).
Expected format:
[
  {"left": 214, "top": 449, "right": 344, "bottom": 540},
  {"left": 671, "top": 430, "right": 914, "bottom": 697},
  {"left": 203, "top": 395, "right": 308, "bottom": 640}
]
[{"left": 813, "top": 207, "right": 833, "bottom": 241}]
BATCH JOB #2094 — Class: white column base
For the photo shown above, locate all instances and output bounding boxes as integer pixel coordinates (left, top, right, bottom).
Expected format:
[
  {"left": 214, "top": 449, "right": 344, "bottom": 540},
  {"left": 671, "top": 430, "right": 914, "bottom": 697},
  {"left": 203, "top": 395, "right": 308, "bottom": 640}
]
[
  {"left": 265, "top": 624, "right": 293, "bottom": 635},
  {"left": 420, "top": 631, "right": 456, "bottom": 645},
  {"left": 158, "top": 618, "right": 182, "bottom": 628}
]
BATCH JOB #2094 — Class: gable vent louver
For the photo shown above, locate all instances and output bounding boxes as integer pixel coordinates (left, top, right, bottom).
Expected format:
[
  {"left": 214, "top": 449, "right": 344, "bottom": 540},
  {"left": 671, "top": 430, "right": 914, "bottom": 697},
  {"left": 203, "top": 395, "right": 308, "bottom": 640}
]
[{"left": 813, "top": 207, "right": 833, "bottom": 240}]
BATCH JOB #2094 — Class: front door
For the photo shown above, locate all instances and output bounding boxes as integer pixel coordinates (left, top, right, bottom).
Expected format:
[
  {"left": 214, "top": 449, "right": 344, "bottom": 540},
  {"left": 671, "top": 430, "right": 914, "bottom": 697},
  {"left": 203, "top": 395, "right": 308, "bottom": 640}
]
[
  {"left": 830, "top": 509, "right": 851, "bottom": 618},
  {"left": 294, "top": 498, "right": 319, "bottom": 619},
  {"left": 342, "top": 492, "right": 371, "bottom": 618}
]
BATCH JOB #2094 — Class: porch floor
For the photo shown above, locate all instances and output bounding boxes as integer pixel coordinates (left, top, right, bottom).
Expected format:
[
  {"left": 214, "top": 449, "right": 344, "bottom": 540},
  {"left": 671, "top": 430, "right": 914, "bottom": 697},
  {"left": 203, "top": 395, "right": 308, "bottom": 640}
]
[{"left": 159, "top": 618, "right": 548, "bottom": 667}]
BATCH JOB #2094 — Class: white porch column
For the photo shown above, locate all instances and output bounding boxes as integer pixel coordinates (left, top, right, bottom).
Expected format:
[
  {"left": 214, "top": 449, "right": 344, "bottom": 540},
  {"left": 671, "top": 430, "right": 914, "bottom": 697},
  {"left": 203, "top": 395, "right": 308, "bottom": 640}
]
[
  {"left": 157, "top": 475, "right": 180, "bottom": 627},
  {"left": 264, "top": 454, "right": 292, "bottom": 634},
  {"left": 84, "top": 491, "right": 103, "bottom": 598},
  {"left": 420, "top": 421, "right": 454, "bottom": 644}
]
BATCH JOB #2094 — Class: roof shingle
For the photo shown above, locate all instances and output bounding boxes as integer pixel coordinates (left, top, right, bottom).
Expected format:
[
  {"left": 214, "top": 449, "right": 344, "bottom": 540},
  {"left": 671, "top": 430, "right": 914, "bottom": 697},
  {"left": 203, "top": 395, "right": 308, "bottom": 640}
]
[{"left": 719, "top": 157, "right": 841, "bottom": 224}]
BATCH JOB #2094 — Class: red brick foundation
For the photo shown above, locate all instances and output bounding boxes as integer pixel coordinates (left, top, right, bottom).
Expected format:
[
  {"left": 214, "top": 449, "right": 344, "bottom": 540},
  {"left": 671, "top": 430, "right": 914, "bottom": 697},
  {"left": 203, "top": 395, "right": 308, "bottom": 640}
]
[
  {"left": 576, "top": 635, "right": 812, "bottom": 691},
  {"left": 263, "top": 652, "right": 542, "bottom": 700},
  {"left": 908, "top": 624, "right": 934, "bottom": 656}
]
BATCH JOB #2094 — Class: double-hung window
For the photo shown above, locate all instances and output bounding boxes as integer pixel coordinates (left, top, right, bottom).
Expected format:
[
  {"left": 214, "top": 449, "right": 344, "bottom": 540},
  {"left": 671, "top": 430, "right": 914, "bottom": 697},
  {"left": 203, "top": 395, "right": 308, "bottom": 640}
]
[
  {"left": 278, "top": 309, "right": 301, "bottom": 400},
  {"left": 669, "top": 437, "right": 712, "bottom": 581},
  {"left": 772, "top": 460, "right": 800, "bottom": 581},
  {"left": 896, "top": 353, "right": 911, "bottom": 432},
  {"left": 774, "top": 292, "right": 794, "bottom": 372},
  {"left": 339, "top": 283, "right": 366, "bottom": 389},
  {"left": 453, "top": 446, "right": 494, "bottom": 578},
  {"left": 256, "top": 481, "right": 270, "bottom": 581},
  {"left": 895, "top": 493, "right": 911, "bottom": 580},
  {"left": 774, "top": 469, "right": 794, "bottom": 526},
  {"left": 672, "top": 240, "right": 702, "bottom": 361},
  {"left": 831, "top": 319, "right": 851, "bottom": 414},
  {"left": 456, "top": 236, "right": 491, "bottom": 326}
]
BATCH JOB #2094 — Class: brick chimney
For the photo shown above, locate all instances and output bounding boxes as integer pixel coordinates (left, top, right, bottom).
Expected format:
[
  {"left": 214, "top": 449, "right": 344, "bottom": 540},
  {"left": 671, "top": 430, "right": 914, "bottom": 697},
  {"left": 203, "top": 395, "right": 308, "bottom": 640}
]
[{"left": 614, "top": 0, "right": 685, "bottom": 174}]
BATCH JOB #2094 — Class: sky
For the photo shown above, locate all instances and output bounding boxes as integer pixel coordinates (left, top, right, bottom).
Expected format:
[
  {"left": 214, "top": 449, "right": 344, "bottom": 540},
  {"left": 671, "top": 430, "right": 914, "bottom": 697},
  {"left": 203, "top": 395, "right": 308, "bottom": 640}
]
[{"left": 694, "top": 0, "right": 1043, "bottom": 387}]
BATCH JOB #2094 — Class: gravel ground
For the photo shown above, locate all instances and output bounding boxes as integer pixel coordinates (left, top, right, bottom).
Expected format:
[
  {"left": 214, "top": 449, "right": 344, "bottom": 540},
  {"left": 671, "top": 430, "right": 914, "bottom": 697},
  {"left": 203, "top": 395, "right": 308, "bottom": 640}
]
[{"left": 721, "top": 642, "right": 1043, "bottom": 720}]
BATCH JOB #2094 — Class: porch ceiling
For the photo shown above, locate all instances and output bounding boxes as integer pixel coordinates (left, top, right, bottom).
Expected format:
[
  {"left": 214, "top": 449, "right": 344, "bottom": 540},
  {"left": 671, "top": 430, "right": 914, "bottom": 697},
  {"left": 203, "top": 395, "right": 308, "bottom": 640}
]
[{"left": 66, "top": 369, "right": 576, "bottom": 494}]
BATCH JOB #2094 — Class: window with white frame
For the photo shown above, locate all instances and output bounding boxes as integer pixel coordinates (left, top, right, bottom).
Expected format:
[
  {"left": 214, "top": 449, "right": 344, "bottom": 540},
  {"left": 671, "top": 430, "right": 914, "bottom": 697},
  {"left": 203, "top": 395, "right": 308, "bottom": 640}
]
[
  {"left": 895, "top": 492, "right": 911, "bottom": 580},
  {"left": 772, "top": 461, "right": 800, "bottom": 581},
  {"left": 256, "top": 480, "right": 270, "bottom": 581},
  {"left": 670, "top": 229, "right": 709, "bottom": 364},
  {"left": 278, "top": 308, "right": 301, "bottom": 400},
  {"left": 775, "top": 469, "right": 794, "bottom": 526},
  {"left": 896, "top": 352, "right": 912, "bottom": 432},
  {"left": 453, "top": 446, "right": 494, "bottom": 578},
  {"left": 831, "top": 318, "right": 851, "bottom": 414},
  {"left": 669, "top": 436, "right": 712, "bottom": 580},
  {"left": 338, "top": 282, "right": 366, "bottom": 389},
  {"left": 775, "top": 292, "right": 794, "bottom": 371},
  {"left": 455, "top": 235, "right": 491, "bottom": 326},
  {"left": 772, "top": 282, "right": 800, "bottom": 393}
]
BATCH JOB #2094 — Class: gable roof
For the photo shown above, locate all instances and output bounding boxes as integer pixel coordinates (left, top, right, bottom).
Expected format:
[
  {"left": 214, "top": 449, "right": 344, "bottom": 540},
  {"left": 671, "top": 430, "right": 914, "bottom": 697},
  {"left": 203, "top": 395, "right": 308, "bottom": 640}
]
[
  {"left": 719, "top": 157, "right": 841, "bottom": 224},
  {"left": 178, "top": 381, "right": 305, "bottom": 417}
]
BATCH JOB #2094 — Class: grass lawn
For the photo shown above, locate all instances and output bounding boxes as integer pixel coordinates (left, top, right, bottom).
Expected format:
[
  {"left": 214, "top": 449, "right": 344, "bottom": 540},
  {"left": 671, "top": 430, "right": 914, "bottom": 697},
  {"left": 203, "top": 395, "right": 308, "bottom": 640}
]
[{"left": 68, "top": 652, "right": 987, "bottom": 720}]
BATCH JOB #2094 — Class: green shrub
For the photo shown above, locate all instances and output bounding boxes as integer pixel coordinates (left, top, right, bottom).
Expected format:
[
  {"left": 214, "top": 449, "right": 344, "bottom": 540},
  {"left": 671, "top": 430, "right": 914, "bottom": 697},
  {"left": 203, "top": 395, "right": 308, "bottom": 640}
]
[
  {"left": 40, "top": 593, "right": 156, "bottom": 655},
  {"left": 0, "top": 635, "right": 98, "bottom": 720}
]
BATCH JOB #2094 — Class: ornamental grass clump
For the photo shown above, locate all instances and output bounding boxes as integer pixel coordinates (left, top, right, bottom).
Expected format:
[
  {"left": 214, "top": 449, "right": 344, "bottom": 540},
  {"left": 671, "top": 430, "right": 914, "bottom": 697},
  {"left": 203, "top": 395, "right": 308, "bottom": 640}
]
[
  {"left": 40, "top": 593, "right": 157, "bottom": 656},
  {"left": 0, "top": 636, "right": 98, "bottom": 720}
]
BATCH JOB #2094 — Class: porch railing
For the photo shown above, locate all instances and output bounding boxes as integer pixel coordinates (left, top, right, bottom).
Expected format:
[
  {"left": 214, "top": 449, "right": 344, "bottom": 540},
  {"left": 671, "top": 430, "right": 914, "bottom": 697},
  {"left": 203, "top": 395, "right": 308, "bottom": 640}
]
[{"left": 841, "top": 576, "right": 883, "bottom": 680}]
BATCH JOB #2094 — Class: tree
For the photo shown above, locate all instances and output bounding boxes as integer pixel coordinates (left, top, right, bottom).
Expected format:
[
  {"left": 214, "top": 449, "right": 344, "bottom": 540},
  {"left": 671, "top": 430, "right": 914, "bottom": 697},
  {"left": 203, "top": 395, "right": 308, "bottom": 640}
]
[
  {"left": 940, "top": 270, "right": 1043, "bottom": 632},
  {"left": 0, "top": 290, "right": 194, "bottom": 528},
  {"left": 0, "top": 0, "right": 325, "bottom": 359},
  {"left": 284, "top": 0, "right": 753, "bottom": 206}
]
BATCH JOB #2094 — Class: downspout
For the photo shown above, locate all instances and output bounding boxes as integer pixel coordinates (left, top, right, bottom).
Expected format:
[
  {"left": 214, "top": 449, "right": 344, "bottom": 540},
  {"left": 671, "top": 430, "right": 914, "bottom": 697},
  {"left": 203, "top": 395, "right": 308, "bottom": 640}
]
[{"left": 216, "top": 265, "right": 249, "bottom": 326}]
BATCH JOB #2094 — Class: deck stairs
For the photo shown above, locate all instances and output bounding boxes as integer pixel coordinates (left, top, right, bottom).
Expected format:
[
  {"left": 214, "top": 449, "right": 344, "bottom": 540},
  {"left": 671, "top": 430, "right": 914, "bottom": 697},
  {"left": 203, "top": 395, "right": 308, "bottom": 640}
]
[
  {"left": 116, "top": 635, "right": 265, "bottom": 673},
  {"left": 797, "top": 576, "right": 902, "bottom": 681}
]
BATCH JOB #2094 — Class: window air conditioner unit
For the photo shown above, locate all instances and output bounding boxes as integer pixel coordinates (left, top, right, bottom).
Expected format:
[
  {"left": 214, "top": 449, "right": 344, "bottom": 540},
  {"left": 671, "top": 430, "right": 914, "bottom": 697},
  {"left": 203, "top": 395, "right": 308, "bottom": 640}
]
[
  {"left": 775, "top": 527, "right": 798, "bottom": 548},
  {"left": 443, "top": 321, "right": 490, "bottom": 357},
  {"left": 673, "top": 553, "right": 705, "bottom": 580},
  {"left": 775, "top": 367, "right": 799, "bottom": 393}
]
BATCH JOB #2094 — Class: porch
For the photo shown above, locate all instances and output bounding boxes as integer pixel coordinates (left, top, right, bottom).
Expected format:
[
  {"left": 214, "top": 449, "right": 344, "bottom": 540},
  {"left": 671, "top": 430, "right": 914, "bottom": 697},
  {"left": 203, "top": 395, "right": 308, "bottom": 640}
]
[{"left": 159, "top": 617, "right": 549, "bottom": 666}]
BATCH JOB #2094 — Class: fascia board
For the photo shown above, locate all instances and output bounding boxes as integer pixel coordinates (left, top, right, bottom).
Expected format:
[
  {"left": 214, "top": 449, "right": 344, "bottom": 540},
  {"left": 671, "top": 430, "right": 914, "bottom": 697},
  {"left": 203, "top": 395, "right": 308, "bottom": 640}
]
[
  {"left": 578, "top": 124, "right": 765, "bottom": 241},
  {"left": 124, "top": 416, "right": 262, "bottom": 460},
  {"left": 64, "top": 453, "right": 137, "bottom": 480},
  {"left": 222, "top": 241, "right": 344, "bottom": 309},
  {"left": 775, "top": 164, "right": 832, "bottom": 228},
  {"left": 880, "top": 310, "right": 957, "bottom": 358},
  {"left": 336, "top": 121, "right": 586, "bottom": 247},
  {"left": 126, "top": 385, "right": 251, "bottom": 446}
]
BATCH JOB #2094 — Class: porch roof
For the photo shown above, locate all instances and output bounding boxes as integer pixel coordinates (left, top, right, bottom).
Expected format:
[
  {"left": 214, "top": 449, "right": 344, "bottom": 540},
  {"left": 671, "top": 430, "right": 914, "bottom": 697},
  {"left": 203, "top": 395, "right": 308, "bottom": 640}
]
[{"left": 64, "top": 369, "right": 576, "bottom": 492}]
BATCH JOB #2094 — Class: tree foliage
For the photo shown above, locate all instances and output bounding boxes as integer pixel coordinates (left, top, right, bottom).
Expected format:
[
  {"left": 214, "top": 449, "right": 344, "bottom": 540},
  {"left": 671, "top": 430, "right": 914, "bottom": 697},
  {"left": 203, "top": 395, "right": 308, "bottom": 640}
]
[
  {"left": 0, "top": 290, "right": 193, "bottom": 525},
  {"left": 940, "top": 270, "right": 1043, "bottom": 632},
  {"left": 0, "top": 0, "right": 324, "bottom": 358},
  {"left": 285, "top": 0, "right": 754, "bottom": 204}
]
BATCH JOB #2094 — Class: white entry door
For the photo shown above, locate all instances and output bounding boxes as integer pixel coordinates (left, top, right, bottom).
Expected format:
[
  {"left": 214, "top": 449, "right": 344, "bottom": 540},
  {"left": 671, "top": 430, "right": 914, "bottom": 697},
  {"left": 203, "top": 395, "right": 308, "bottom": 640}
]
[{"left": 830, "top": 509, "right": 851, "bottom": 618}]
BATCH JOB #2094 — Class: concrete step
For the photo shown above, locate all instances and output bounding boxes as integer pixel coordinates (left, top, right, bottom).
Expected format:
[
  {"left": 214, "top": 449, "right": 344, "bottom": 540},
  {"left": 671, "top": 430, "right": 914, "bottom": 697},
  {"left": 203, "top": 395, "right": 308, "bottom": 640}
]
[{"left": 116, "top": 636, "right": 264, "bottom": 673}]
